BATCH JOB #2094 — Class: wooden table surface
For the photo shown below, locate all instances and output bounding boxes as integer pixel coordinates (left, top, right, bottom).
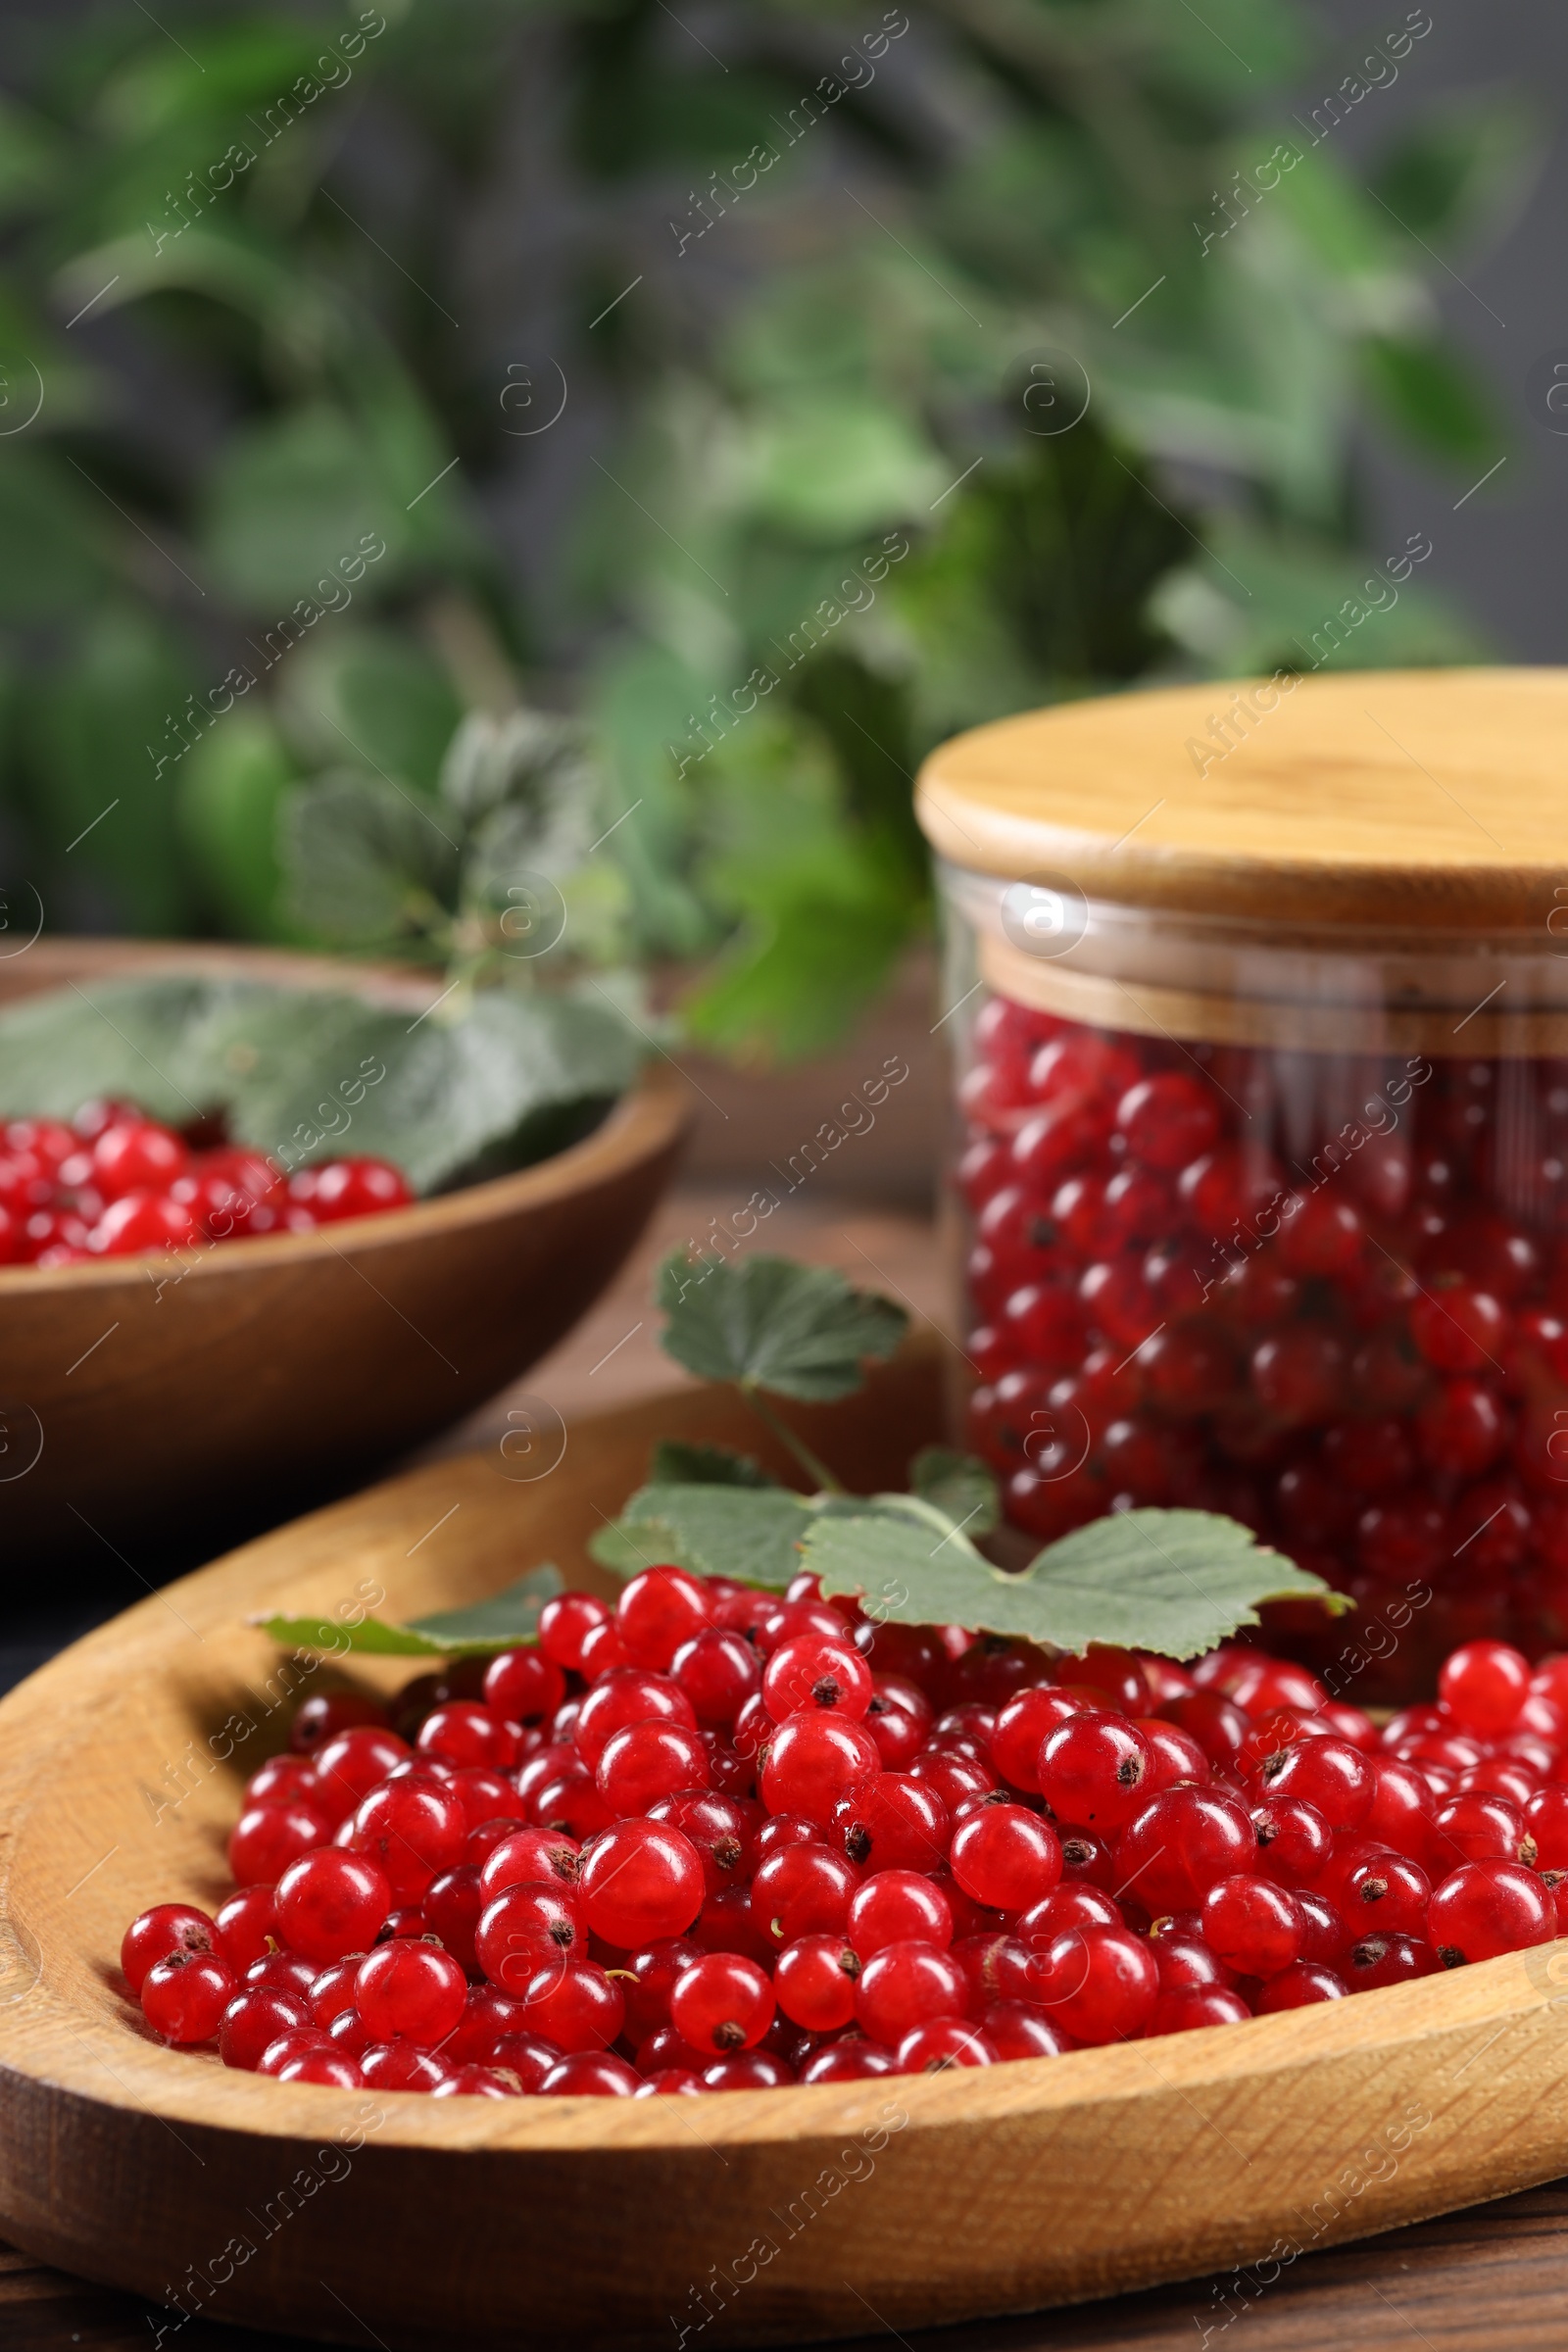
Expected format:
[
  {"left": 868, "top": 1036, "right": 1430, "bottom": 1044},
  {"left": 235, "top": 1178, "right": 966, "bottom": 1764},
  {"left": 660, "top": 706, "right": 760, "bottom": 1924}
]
[{"left": 10, "top": 1185, "right": 1568, "bottom": 2348}]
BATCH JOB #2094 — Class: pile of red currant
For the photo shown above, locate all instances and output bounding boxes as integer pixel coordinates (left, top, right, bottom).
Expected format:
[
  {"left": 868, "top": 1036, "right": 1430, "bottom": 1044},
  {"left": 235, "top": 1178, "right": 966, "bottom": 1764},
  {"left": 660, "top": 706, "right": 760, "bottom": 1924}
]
[
  {"left": 0, "top": 1103, "right": 413, "bottom": 1265},
  {"left": 959, "top": 994, "right": 1568, "bottom": 1685},
  {"left": 121, "top": 1569, "right": 1568, "bottom": 2094}
]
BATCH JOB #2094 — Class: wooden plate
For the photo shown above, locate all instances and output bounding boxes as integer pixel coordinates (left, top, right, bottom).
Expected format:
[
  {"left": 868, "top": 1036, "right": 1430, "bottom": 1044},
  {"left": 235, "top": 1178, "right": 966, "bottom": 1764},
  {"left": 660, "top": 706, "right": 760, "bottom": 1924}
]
[
  {"left": 0, "top": 1351, "right": 1565, "bottom": 2351},
  {"left": 0, "top": 938, "right": 689, "bottom": 1556}
]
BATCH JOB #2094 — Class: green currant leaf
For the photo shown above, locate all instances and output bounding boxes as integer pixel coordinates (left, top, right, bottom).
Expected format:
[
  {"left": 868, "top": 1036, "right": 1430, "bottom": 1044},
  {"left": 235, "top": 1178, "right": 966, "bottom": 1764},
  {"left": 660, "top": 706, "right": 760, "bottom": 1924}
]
[
  {"left": 803, "top": 1506, "right": 1345, "bottom": 1660},
  {"left": 647, "top": 1441, "right": 778, "bottom": 1488},
  {"left": 908, "top": 1446, "right": 1000, "bottom": 1537},
  {"left": 206, "top": 985, "right": 638, "bottom": 1195},
  {"left": 255, "top": 1566, "right": 564, "bottom": 1657},
  {"left": 0, "top": 976, "right": 639, "bottom": 1196},
  {"left": 278, "top": 768, "right": 460, "bottom": 951},
  {"left": 0, "top": 973, "right": 229, "bottom": 1126},
  {"left": 655, "top": 1248, "right": 907, "bottom": 1401},
  {"left": 589, "top": 1483, "right": 815, "bottom": 1587}
]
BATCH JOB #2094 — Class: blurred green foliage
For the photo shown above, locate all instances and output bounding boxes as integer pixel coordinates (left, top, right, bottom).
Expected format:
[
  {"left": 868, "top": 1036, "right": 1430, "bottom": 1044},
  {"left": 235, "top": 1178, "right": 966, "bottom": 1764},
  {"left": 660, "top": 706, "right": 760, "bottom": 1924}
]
[{"left": 0, "top": 0, "right": 1532, "bottom": 1057}]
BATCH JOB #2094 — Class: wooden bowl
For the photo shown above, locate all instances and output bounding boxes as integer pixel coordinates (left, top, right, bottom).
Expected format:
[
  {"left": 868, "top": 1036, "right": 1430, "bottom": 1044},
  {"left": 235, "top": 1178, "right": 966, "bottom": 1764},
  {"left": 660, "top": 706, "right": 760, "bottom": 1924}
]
[
  {"left": 0, "top": 938, "right": 689, "bottom": 1559},
  {"left": 1, "top": 1351, "right": 1566, "bottom": 2351}
]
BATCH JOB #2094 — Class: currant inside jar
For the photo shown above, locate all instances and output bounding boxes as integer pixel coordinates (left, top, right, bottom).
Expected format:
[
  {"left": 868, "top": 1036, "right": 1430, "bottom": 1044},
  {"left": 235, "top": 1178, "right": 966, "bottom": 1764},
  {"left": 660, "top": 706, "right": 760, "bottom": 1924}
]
[{"left": 917, "top": 669, "right": 1568, "bottom": 1698}]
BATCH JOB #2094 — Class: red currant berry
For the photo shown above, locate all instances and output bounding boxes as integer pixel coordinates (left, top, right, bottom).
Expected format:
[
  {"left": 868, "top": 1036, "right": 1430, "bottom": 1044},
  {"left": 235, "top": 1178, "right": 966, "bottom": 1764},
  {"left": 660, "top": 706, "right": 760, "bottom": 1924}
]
[
  {"left": 1200, "top": 1875, "right": 1303, "bottom": 1978},
  {"left": 774, "top": 1936, "right": 861, "bottom": 2031},
  {"left": 596, "top": 1719, "right": 710, "bottom": 1815},
  {"left": 213, "top": 1886, "right": 276, "bottom": 1973},
  {"left": 416, "top": 1701, "right": 517, "bottom": 1773},
  {"left": 246, "top": 1948, "right": 318, "bottom": 2000},
  {"left": 431, "top": 2065, "right": 518, "bottom": 2099},
  {"left": 1427, "top": 1859, "right": 1555, "bottom": 1965},
  {"left": 487, "top": 2032, "right": 568, "bottom": 2090},
  {"left": 669, "top": 1952, "right": 774, "bottom": 2054},
  {"left": 577, "top": 1819, "right": 705, "bottom": 1944},
  {"left": 798, "top": 2039, "right": 896, "bottom": 2082},
  {"left": 1249, "top": 1796, "right": 1332, "bottom": 1887},
  {"left": 311, "top": 1726, "right": 413, "bottom": 1818},
  {"left": 352, "top": 1774, "right": 467, "bottom": 1901},
  {"left": 750, "top": 1842, "right": 859, "bottom": 1948},
  {"left": 527, "top": 1768, "right": 614, "bottom": 1841},
  {"left": 1148, "top": 1934, "right": 1232, "bottom": 1993},
  {"left": 989, "top": 1689, "right": 1086, "bottom": 1792},
  {"left": 1410, "top": 1283, "right": 1507, "bottom": 1374},
  {"left": 220, "top": 1986, "right": 312, "bottom": 2071},
  {"left": 141, "top": 1949, "right": 236, "bottom": 2043},
  {"left": 832, "top": 1773, "right": 951, "bottom": 1873},
  {"left": 1523, "top": 1786, "right": 1568, "bottom": 1870},
  {"left": 258, "top": 2026, "right": 331, "bottom": 2077},
  {"left": 420, "top": 1867, "right": 484, "bottom": 1974},
  {"left": 92, "top": 1118, "right": 190, "bottom": 1199},
  {"left": 360, "top": 2040, "right": 452, "bottom": 2091},
  {"left": 1133, "top": 1717, "right": 1210, "bottom": 1795},
  {"left": 1147, "top": 1984, "right": 1251, "bottom": 2034},
  {"left": 1113, "top": 1787, "right": 1254, "bottom": 1915},
  {"left": 760, "top": 1715, "right": 881, "bottom": 1830},
  {"left": 856, "top": 1939, "right": 967, "bottom": 2045},
  {"left": 1254, "top": 1962, "right": 1348, "bottom": 2010},
  {"left": 475, "top": 1826, "right": 580, "bottom": 1905},
  {"left": 670, "top": 1628, "right": 760, "bottom": 1725},
  {"left": 645, "top": 1790, "right": 757, "bottom": 1896},
  {"left": 1056, "top": 1645, "right": 1151, "bottom": 1713},
  {"left": 847, "top": 1870, "right": 954, "bottom": 1959},
  {"left": 1432, "top": 1792, "right": 1530, "bottom": 1869},
  {"left": 274, "top": 1849, "right": 390, "bottom": 1965},
  {"left": 949, "top": 1802, "right": 1062, "bottom": 1912},
  {"left": 896, "top": 2019, "right": 996, "bottom": 2073},
  {"left": 615, "top": 1567, "right": 712, "bottom": 1670},
  {"left": 482, "top": 1644, "right": 566, "bottom": 1724},
  {"left": 90, "top": 1190, "right": 201, "bottom": 1256},
  {"left": 1251, "top": 1737, "right": 1373, "bottom": 1835},
  {"left": 474, "top": 1883, "right": 585, "bottom": 2000},
  {"left": 861, "top": 1675, "right": 935, "bottom": 1772},
  {"left": 761, "top": 1634, "right": 873, "bottom": 1724},
  {"left": 355, "top": 1939, "right": 466, "bottom": 2046},
  {"left": 702, "top": 2051, "right": 796, "bottom": 2091},
  {"left": 1277, "top": 1192, "right": 1364, "bottom": 1278},
  {"left": 1439, "top": 1640, "right": 1531, "bottom": 1738},
  {"left": 301, "top": 1158, "right": 415, "bottom": 1221},
  {"left": 619, "top": 1937, "right": 704, "bottom": 2040},
  {"left": 308, "top": 1956, "right": 367, "bottom": 2030},
  {"left": 1342, "top": 1934, "right": 1443, "bottom": 1990},
  {"left": 574, "top": 1669, "right": 697, "bottom": 1770},
  {"left": 982, "top": 2000, "right": 1073, "bottom": 2060},
  {"left": 635, "top": 2068, "right": 707, "bottom": 2097},
  {"left": 537, "top": 1592, "right": 612, "bottom": 1673},
  {"left": 1029, "top": 1924, "right": 1158, "bottom": 2044},
  {"left": 1038, "top": 1714, "right": 1152, "bottom": 1833},
  {"left": 122, "top": 1903, "right": 215, "bottom": 1995},
  {"left": 245, "top": 1755, "right": 324, "bottom": 1809},
  {"left": 517, "top": 1959, "right": 625, "bottom": 2052},
  {"left": 1116, "top": 1074, "right": 1220, "bottom": 1172},
  {"left": 1250, "top": 1328, "right": 1346, "bottom": 1426},
  {"left": 227, "top": 1800, "right": 331, "bottom": 1886}
]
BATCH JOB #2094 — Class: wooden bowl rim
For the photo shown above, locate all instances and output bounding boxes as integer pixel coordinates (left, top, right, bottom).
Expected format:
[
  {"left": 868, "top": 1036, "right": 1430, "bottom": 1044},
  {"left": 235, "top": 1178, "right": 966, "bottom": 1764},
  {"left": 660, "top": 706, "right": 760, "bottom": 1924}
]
[
  {"left": 1, "top": 1416, "right": 1559, "bottom": 2164},
  {"left": 0, "top": 1060, "right": 688, "bottom": 1296}
]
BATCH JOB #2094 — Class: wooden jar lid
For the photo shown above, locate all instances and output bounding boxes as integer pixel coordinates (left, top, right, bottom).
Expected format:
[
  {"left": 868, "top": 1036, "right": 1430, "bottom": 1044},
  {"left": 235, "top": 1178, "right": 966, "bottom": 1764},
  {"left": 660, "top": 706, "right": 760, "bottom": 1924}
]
[{"left": 916, "top": 668, "right": 1568, "bottom": 933}]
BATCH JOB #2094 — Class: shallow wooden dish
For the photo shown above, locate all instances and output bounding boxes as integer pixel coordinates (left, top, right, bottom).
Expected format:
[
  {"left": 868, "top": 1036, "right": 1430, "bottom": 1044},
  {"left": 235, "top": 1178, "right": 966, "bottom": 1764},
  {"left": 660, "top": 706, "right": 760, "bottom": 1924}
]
[
  {"left": 0, "top": 938, "right": 688, "bottom": 1556},
  {"left": 1, "top": 1356, "right": 1567, "bottom": 2349}
]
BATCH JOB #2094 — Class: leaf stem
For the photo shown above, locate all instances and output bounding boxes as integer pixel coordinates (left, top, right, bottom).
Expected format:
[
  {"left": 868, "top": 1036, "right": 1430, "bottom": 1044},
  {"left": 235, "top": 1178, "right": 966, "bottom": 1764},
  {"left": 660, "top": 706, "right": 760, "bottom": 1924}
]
[{"left": 739, "top": 1383, "right": 846, "bottom": 1495}]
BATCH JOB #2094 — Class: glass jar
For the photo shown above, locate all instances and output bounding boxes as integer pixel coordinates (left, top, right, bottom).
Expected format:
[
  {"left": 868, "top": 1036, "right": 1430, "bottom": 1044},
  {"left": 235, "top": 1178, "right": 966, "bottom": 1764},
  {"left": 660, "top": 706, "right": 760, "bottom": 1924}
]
[{"left": 917, "top": 669, "right": 1568, "bottom": 1699}]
